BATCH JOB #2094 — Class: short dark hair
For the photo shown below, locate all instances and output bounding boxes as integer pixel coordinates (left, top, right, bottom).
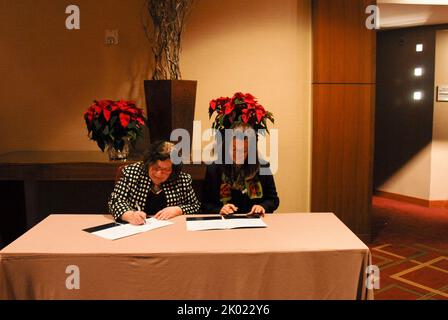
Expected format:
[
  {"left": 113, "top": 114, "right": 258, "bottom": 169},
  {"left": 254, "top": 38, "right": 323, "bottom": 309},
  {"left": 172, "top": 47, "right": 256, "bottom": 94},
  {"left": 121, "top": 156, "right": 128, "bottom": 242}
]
[{"left": 143, "top": 141, "right": 182, "bottom": 181}]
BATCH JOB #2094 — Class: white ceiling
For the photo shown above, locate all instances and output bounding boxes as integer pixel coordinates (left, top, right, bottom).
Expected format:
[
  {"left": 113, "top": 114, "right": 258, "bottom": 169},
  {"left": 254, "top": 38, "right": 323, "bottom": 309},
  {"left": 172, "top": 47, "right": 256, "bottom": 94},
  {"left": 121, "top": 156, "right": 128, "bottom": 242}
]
[{"left": 378, "top": 1, "right": 448, "bottom": 29}]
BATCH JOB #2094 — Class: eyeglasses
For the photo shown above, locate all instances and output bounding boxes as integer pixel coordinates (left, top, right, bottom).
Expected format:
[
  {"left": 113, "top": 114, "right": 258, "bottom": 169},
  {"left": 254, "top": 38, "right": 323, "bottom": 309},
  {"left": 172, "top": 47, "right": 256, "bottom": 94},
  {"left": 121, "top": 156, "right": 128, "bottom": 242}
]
[{"left": 150, "top": 166, "right": 172, "bottom": 174}]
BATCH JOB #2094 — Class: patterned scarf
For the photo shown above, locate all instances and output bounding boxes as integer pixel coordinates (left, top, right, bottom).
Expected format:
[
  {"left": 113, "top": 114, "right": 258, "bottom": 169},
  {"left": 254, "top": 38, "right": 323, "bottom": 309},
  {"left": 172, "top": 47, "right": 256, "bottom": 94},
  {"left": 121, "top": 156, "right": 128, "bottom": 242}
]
[{"left": 220, "top": 166, "right": 263, "bottom": 204}]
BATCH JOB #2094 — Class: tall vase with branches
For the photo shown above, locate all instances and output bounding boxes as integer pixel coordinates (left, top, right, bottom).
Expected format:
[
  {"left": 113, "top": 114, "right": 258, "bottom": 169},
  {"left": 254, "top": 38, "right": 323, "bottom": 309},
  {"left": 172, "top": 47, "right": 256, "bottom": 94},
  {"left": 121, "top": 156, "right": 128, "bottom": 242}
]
[
  {"left": 142, "top": 0, "right": 197, "bottom": 144},
  {"left": 143, "top": 0, "right": 194, "bottom": 80}
]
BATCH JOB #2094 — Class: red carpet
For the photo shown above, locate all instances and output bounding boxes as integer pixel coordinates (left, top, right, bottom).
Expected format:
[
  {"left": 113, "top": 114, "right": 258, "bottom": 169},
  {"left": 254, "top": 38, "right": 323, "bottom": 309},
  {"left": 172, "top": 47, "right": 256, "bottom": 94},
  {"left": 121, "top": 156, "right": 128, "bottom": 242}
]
[{"left": 369, "top": 196, "right": 448, "bottom": 300}]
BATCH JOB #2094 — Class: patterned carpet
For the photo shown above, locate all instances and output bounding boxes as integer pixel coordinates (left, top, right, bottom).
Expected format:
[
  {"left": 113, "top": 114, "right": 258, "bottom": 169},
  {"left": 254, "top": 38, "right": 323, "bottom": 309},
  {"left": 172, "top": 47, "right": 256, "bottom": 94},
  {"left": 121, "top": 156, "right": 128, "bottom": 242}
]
[{"left": 369, "top": 196, "right": 448, "bottom": 300}]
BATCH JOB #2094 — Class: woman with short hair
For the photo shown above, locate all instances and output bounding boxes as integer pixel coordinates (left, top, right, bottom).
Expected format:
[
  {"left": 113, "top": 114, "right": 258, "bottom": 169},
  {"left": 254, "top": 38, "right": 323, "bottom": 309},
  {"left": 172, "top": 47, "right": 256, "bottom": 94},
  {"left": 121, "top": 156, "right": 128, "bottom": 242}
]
[{"left": 108, "top": 141, "right": 200, "bottom": 225}]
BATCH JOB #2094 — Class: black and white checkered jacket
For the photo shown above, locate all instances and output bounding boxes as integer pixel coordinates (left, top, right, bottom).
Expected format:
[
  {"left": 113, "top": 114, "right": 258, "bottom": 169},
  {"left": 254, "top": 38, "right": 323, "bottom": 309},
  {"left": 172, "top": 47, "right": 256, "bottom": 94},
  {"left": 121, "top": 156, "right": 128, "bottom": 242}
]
[{"left": 108, "top": 162, "right": 200, "bottom": 220}]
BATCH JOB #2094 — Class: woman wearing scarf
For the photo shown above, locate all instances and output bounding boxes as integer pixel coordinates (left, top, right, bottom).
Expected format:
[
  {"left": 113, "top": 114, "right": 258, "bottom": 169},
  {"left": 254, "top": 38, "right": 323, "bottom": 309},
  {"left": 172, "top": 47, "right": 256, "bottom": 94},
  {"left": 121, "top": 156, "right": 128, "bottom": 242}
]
[{"left": 202, "top": 93, "right": 280, "bottom": 216}]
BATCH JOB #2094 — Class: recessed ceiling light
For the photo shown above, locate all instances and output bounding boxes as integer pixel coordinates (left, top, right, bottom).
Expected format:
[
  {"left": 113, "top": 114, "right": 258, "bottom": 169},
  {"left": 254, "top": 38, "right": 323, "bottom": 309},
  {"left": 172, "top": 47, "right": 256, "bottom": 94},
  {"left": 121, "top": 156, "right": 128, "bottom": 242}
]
[
  {"left": 414, "top": 67, "right": 423, "bottom": 76},
  {"left": 413, "top": 91, "right": 423, "bottom": 100}
]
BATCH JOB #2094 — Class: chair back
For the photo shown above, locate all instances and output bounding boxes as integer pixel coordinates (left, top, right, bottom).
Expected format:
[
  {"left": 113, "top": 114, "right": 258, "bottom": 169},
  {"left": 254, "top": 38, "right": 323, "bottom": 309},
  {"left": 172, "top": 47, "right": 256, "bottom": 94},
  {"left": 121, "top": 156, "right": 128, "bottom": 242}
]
[{"left": 115, "top": 164, "right": 127, "bottom": 183}]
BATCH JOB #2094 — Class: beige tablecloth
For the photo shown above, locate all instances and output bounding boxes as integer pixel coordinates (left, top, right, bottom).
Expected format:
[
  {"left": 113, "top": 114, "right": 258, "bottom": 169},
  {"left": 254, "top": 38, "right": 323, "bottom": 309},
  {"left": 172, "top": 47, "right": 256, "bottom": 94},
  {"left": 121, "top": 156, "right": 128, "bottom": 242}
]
[{"left": 0, "top": 213, "right": 373, "bottom": 300}]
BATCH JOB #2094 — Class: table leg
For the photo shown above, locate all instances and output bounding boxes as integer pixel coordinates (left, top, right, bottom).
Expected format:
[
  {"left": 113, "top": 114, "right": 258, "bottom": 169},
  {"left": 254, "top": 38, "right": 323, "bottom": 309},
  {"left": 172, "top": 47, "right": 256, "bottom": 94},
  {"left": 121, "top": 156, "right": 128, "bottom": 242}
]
[{"left": 24, "top": 180, "right": 39, "bottom": 230}]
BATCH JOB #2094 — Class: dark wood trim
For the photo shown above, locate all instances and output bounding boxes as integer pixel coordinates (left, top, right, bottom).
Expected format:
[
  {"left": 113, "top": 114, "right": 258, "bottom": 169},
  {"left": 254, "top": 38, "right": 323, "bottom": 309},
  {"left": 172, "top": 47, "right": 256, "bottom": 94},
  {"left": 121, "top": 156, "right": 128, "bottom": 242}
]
[
  {"left": 312, "top": 83, "right": 376, "bottom": 85},
  {"left": 0, "top": 163, "right": 205, "bottom": 181},
  {"left": 0, "top": 151, "right": 206, "bottom": 181},
  {"left": 379, "top": 23, "right": 448, "bottom": 33},
  {"left": 429, "top": 201, "right": 448, "bottom": 209},
  {"left": 375, "top": 190, "right": 448, "bottom": 209}
]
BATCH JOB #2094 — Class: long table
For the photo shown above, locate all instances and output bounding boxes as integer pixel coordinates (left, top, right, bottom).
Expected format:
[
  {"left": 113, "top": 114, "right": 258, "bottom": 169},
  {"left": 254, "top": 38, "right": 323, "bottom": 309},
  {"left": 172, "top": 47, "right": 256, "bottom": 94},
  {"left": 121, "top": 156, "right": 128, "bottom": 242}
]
[{"left": 0, "top": 213, "right": 373, "bottom": 300}]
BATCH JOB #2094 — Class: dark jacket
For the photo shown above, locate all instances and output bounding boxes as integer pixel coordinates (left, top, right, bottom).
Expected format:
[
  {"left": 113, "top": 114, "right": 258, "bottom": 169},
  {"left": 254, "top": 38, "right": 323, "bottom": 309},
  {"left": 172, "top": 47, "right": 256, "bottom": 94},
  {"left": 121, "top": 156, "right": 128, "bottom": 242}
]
[
  {"left": 108, "top": 162, "right": 200, "bottom": 220},
  {"left": 201, "top": 163, "right": 280, "bottom": 214}
]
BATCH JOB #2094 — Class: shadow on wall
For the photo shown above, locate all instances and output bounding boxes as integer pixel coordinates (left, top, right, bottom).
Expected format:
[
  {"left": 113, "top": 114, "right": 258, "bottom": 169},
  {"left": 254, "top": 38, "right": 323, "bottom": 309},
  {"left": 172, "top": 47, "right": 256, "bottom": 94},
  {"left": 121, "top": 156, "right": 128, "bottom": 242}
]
[
  {"left": 125, "top": 50, "right": 153, "bottom": 155},
  {"left": 374, "top": 27, "right": 436, "bottom": 189}
]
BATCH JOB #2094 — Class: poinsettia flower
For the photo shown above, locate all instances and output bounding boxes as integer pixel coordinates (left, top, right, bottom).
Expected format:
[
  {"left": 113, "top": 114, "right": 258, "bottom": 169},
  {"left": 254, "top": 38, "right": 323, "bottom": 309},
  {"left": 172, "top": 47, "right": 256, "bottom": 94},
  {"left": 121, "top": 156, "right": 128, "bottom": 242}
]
[
  {"left": 103, "top": 103, "right": 118, "bottom": 122},
  {"left": 84, "top": 98, "right": 147, "bottom": 153},
  {"left": 232, "top": 92, "right": 245, "bottom": 100},
  {"left": 208, "top": 92, "right": 274, "bottom": 131},
  {"left": 256, "top": 108, "right": 265, "bottom": 123},
  {"left": 210, "top": 100, "right": 217, "bottom": 111},
  {"left": 97, "top": 100, "right": 111, "bottom": 112},
  {"left": 103, "top": 110, "right": 111, "bottom": 121},
  {"left": 243, "top": 93, "right": 257, "bottom": 104},
  {"left": 224, "top": 101, "right": 235, "bottom": 115},
  {"left": 119, "top": 112, "right": 131, "bottom": 128},
  {"left": 246, "top": 101, "right": 256, "bottom": 109},
  {"left": 89, "top": 103, "right": 102, "bottom": 116},
  {"left": 241, "top": 109, "right": 249, "bottom": 124},
  {"left": 84, "top": 111, "right": 94, "bottom": 123},
  {"left": 126, "top": 107, "right": 140, "bottom": 115},
  {"left": 116, "top": 99, "right": 129, "bottom": 111},
  {"left": 84, "top": 108, "right": 93, "bottom": 117},
  {"left": 233, "top": 92, "right": 256, "bottom": 104},
  {"left": 217, "top": 97, "right": 230, "bottom": 103}
]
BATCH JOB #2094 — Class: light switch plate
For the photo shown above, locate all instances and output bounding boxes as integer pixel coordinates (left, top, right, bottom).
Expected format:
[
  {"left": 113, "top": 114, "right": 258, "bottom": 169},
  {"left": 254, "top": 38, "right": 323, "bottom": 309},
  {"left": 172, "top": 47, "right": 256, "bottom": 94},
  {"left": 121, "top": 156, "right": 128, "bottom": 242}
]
[{"left": 105, "top": 30, "right": 119, "bottom": 45}]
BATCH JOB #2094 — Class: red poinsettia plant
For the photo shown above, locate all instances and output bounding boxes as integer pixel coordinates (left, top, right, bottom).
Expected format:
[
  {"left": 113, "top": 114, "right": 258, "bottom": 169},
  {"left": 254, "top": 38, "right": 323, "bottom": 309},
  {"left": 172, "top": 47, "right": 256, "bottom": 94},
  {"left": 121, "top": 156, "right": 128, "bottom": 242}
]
[
  {"left": 84, "top": 99, "right": 147, "bottom": 152},
  {"left": 209, "top": 92, "right": 274, "bottom": 132}
]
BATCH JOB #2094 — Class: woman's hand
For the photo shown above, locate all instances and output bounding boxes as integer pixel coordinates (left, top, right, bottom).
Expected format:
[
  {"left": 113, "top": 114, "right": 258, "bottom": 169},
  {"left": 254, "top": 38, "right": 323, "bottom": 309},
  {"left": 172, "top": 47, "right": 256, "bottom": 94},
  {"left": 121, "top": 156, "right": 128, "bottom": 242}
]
[
  {"left": 220, "top": 204, "right": 238, "bottom": 215},
  {"left": 121, "top": 210, "right": 147, "bottom": 225},
  {"left": 248, "top": 205, "right": 266, "bottom": 217},
  {"left": 154, "top": 206, "right": 183, "bottom": 220}
]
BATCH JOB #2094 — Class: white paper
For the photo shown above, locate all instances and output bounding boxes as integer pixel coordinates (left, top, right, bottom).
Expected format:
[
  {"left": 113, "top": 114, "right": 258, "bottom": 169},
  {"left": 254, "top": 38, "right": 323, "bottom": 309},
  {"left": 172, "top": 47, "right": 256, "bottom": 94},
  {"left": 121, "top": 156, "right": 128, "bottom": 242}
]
[
  {"left": 91, "top": 218, "right": 173, "bottom": 240},
  {"left": 186, "top": 217, "right": 267, "bottom": 231},
  {"left": 186, "top": 218, "right": 227, "bottom": 231},
  {"left": 224, "top": 218, "right": 267, "bottom": 229}
]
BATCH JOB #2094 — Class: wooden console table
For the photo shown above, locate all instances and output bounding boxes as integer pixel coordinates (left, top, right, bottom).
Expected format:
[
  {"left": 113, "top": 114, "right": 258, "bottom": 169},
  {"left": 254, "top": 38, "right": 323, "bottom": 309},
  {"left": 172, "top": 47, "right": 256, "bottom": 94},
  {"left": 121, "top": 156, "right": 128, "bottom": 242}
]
[{"left": 0, "top": 151, "right": 206, "bottom": 233}]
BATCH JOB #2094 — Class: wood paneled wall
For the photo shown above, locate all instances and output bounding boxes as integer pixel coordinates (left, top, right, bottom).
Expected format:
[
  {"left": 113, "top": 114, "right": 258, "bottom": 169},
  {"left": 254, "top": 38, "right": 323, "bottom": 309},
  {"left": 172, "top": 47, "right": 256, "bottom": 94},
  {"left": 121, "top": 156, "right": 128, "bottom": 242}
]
[{"left": 312, "top": 0, "right": 376, "bottom": 241}]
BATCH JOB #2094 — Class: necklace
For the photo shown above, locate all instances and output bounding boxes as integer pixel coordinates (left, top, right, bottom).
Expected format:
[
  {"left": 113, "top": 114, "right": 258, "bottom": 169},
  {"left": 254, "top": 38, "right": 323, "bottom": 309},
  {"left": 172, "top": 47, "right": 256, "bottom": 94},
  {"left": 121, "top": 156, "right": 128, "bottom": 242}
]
[{"left": 151, "top": 184, "right": 162, "bottom": 194}]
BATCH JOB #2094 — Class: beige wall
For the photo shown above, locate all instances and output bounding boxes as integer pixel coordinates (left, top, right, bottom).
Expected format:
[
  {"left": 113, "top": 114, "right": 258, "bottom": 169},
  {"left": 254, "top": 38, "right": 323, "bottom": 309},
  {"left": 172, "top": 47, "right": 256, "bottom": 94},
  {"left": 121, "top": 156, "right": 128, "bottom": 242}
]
[
  {"left": 430, "top": 30, "right": 448, "bottom": 200},
  {"left": 378, "top": 145, "right": 432, "bottom": 199},
  {"left": 182, "top": 0, "right": 312, "bottom": 213},
  {"left": 0, "top": 0, "right": 152, "bottom": 152},
  {"left": 378, "top": 29, "right": 448, "bottom": 201},
  {"left": 0, "top": 0, "right": 312, "bottom": 212}
]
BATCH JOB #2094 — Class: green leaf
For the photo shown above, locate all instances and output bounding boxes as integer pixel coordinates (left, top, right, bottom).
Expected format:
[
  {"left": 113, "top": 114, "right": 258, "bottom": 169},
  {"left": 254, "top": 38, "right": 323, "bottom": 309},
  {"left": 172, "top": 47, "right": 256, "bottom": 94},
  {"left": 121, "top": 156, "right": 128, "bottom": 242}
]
[
  {"left": 127, "top": 131, "right": 137, "bottom": 141},
  {"left": 103, "top": 126, "right": 109, "bottom": 135},
  {"left": 110, "top": 116, "right": 118, "bottom": 127},
  {"left": 97, "top": 139, "right": 105, "bottom": 152},
  {"left": 93, "top": 119, "right": 102, "bottom": 131}
]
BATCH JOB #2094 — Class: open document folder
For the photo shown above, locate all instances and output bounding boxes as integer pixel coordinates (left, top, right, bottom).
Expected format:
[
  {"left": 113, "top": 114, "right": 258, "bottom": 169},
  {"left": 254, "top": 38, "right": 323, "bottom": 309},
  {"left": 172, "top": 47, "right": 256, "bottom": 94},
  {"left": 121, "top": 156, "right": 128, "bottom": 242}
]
[
  {"left": 83, "top": 218, "right": 173, "bottom": 240},
  {"left": 186, "top": 215, "right": 267, "bottom": 231}
]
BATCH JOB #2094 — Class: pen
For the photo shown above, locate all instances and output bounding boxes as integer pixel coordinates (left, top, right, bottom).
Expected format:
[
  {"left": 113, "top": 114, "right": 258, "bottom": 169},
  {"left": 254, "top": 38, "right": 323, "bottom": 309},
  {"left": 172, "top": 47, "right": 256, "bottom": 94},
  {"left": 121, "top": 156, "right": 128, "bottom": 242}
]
[{"left": 135, "top": 203, "right": 146, "bottom": 225}]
